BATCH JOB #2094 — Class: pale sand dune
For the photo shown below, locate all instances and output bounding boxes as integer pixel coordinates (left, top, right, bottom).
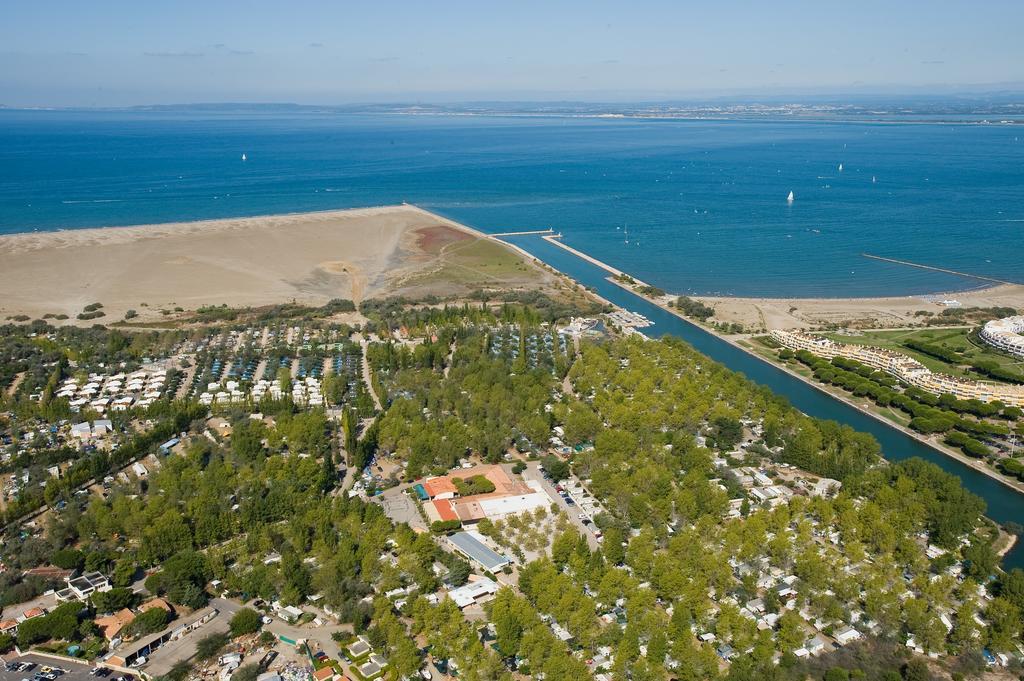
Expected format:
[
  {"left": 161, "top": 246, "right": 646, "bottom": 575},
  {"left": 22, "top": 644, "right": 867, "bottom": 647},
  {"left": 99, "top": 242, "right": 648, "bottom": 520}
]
[
  {"left": 0, "top": 205, "right": 541, "bottom": 323},
  {"left": 694, "top": 283, "right": 1024, "bottom": 331}
]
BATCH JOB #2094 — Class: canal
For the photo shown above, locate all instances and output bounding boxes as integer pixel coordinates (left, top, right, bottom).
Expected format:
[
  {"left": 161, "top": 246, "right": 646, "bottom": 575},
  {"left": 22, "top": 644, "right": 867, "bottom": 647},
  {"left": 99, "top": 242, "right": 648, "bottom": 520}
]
[{"left": 506, "top": 234, "right": 1024, "bottom": 570}]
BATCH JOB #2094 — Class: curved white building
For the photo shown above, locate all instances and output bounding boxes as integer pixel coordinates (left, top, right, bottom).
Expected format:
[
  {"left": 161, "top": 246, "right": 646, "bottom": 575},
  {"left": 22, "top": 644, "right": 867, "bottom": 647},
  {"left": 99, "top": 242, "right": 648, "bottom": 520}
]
[
  {"left": 770, "top": 329, "right": 1024, "bottom": 407},
  {"left": 980, "top": 315, "right": 1024, "bottom": 359}
]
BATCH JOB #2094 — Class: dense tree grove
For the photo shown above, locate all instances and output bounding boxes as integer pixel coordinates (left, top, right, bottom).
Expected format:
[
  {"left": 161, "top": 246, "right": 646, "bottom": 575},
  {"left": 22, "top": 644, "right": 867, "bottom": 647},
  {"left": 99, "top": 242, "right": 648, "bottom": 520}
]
[
  {"left": 2, "top": 304, "right": 1020, "bottom": 680},
  {"left": 371, "top": 326, "right": 564, "bottom": 477}
]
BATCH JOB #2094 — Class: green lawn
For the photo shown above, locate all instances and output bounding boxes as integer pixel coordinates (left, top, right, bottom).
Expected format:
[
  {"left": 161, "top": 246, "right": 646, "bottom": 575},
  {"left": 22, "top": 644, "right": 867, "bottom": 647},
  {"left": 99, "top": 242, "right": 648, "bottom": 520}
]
[{"left": 822, "top": 327, "right": 1024, "bottom": 380}]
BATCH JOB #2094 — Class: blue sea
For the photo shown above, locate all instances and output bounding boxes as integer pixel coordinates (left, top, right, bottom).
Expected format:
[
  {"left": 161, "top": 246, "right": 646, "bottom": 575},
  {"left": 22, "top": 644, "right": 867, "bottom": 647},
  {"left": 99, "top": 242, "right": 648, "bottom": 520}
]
[{"left": 1, "top": 109, "right": 1023, "bottom": 298}]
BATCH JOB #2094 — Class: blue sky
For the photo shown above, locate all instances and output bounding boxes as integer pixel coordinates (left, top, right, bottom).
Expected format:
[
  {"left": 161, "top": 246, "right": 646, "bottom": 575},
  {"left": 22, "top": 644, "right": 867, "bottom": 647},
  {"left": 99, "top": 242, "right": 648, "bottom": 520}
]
[{"left": 2, "top": 0, "right": 1023, "bottom": 106}]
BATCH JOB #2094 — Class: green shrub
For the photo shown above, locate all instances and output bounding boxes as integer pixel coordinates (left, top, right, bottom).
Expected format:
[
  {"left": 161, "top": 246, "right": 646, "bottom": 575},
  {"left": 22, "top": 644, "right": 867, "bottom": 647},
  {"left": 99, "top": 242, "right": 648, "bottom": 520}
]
[
  {"left": 229, "top": 608, "right": 262, "bottom": 637},
  {"left": 430, "top": 520, "right": 462, "bottom": 535},
  {"left": 453, "top": 475, "right": 496, "bottom": 496}
]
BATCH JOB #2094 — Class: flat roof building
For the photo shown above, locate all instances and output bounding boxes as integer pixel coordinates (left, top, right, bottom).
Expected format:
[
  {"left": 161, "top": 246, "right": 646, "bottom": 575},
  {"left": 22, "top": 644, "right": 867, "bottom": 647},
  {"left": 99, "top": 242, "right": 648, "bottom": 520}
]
[
  {"left": 57, "top": 571, "right": 111, "bottom": 601},
  {"left": 447, "top": 577, "right": 499, "bottom": 608},
  {"left": 448, "top": 532, "right": 510, "bottom": 572}
]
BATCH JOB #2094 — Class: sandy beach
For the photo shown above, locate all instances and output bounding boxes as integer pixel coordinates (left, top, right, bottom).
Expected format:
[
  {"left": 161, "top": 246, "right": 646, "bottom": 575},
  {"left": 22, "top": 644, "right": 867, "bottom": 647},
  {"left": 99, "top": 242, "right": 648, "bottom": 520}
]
[
  {"left": 0, "top": 205, "right": 554, "bottom": 323},
  {"left": 693, "top": 284, "right": 1024, "bottom": 331}
]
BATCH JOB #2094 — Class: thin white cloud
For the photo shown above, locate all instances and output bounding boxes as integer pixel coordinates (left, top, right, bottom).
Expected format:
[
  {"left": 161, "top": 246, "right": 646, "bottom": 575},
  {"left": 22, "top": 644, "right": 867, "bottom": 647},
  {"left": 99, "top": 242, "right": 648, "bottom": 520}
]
[{"left": 144, "top": 51, "right": 204, "bottom": 58}]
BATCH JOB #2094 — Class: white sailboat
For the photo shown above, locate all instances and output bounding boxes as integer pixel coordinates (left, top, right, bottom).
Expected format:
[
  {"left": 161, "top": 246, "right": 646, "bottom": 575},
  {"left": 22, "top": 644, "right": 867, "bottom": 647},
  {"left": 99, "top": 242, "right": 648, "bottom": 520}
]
[
  {"left": 787, "top": 190, "right": 795, "bottom": 203},
  {"left": 872, "top": 175, "right": 877, "bottom": 183},
  {"left": 838, "top": 163, "right": 843, "bottom": 172},
  {"left": 241, "top": 153, "right": 247, "bottom": 161}
]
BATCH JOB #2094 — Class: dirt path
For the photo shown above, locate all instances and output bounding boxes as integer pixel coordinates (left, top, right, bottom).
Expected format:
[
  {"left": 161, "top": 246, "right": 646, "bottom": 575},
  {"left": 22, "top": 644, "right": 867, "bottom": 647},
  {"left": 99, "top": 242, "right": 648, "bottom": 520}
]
[
  {"left": 356, "top": 334, "right": 383, "bottom": 412},
  {"left": 6, "top": 371, "right": 25, "bottom": 397},
  {"left": 443, "top": 339, "right": 456, "bottom": 378}
]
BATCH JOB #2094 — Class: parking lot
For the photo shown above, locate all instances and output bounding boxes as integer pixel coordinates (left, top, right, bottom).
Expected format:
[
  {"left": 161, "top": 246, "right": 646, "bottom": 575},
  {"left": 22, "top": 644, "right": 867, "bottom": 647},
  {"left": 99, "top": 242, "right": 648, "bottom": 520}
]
[{"left": 0, "top": 654, "right": 125, "bottom": 681}]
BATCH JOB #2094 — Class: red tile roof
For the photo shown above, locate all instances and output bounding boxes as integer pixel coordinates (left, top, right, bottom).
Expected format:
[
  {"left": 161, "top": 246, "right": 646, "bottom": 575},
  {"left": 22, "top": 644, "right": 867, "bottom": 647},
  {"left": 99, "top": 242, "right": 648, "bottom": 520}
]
[
  {"left": 432, "top": 499, "right": 458, "bottom": 522},
  {"left": 312, "top": 667, "right": 337, "bottom": 681},
  {"left": 422, "top": 477, "right": 458, "bottom": 498}
]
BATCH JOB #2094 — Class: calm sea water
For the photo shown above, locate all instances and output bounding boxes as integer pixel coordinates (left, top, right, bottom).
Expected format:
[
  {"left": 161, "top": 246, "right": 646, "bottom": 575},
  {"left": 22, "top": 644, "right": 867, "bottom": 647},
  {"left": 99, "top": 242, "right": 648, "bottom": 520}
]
[
  {"left": 1, "top": 110, "right": 1022, "bottom": 298},
  {"left": 1, "top": 109, "right": 1021, "bottom": 563}
]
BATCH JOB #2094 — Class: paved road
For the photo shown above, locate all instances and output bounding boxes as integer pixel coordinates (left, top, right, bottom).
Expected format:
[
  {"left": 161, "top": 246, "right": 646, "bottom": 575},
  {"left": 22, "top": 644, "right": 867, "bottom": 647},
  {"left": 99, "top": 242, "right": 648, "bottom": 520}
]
[
  {"left": 135, "top": 598, "right": 240, "bottom": 677},
  {"left": 0, "top": 591, "right": 57, "bottom": 621}
]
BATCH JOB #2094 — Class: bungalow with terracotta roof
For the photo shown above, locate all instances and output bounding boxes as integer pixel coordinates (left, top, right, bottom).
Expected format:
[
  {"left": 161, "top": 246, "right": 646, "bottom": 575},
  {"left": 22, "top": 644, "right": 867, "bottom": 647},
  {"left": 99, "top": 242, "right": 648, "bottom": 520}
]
[
  {"left": 311, "top": 666, "right": 338, "bottom": 681},
  {"left": 140, "top": 597, "right": 173, "bottom": 614},
  {"left": 94, "top": 608, "right": 136, "bottom": 641},
  {"left": 0, "top": 619, "right": 18, "bottom": 636},
  {"left": 18, "top": 607, "right": 46, "bottom": 622},
  {"left": 23, "top": 565, "right": 75, "bottom": 581},
  {"left": 421, "top": 477, "right": 458, "bottom": 500}
]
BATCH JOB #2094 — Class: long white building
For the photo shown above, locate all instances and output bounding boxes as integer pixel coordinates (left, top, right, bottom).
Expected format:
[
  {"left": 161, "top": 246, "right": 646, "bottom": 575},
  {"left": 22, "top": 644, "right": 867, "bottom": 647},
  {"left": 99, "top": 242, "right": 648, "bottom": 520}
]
[
  {"left": 980, "top": 316, "right": 1024, "bottom": 359},
  {"left": 770, "top": 329, "right": 1024, "bottom": 407}
]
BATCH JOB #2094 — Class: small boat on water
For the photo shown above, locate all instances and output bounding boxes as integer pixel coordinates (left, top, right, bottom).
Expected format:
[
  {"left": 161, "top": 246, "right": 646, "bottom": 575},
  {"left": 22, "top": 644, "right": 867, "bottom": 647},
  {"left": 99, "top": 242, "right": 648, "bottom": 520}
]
[
  {"left": 872, "top": 175, "right": 877, "bottom": 183},
  {"left": 241, "top": 153, "right": 247, "bottom": 161},
  {"left": 787, "top": 190, "right": 795, "bottom": 203},
  {"left": 838, "top": 163, "right": 843, "bottom": 172}
]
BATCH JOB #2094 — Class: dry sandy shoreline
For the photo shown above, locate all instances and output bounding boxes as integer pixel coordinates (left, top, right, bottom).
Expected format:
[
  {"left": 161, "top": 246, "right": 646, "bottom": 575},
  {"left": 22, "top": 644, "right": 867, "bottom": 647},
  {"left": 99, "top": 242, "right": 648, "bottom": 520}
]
[
  {"left": 0, "top": 204, "right": 544, "bottom": 323},
  {"left": 693, "top": 284, "right": 1024, "bottom": 331}
]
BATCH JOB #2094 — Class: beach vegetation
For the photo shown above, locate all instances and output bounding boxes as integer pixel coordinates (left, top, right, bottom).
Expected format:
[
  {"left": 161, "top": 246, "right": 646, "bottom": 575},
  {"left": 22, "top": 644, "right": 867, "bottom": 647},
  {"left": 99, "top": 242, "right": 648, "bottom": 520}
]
[{"left": 672, "top": 295, "right": 715, "bottom": 321}]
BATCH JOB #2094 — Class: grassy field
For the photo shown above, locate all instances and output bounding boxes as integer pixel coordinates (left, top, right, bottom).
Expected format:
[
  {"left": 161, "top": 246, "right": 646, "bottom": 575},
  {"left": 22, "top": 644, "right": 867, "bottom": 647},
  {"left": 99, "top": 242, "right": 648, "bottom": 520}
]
[
  {"left": 388, "top": 236, "right": 572, "bottom": 304},
  {"left": 822, "top": 327, "right": 1024, "bottom": 380}
]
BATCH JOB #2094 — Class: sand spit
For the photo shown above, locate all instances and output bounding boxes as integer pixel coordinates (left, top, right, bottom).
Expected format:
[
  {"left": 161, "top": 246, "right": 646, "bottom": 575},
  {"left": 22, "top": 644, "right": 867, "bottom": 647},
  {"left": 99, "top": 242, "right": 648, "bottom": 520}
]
[
  {"left": 0, "top": 205, "right": 545, "bottom": 324},
  {"left": 694, "top": 284, "right": 1024, "bottom": 331}
]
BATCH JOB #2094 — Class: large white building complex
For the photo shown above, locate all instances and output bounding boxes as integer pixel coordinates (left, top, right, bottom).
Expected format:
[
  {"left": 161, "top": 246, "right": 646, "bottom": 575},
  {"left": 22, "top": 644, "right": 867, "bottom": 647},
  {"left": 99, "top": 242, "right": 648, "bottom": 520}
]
[
  {"left": 770, "top": 329, "right": 1024, "bottom": 407},
  {"left": 980, "top": 316, "right": 1024, "bottom": 359}
]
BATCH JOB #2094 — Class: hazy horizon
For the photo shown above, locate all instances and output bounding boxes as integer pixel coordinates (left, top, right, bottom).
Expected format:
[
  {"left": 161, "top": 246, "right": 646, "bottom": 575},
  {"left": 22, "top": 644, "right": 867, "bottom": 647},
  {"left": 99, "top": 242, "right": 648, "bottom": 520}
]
[{"left": 3, "top": 0, "right": 1024, "bottom": 108}]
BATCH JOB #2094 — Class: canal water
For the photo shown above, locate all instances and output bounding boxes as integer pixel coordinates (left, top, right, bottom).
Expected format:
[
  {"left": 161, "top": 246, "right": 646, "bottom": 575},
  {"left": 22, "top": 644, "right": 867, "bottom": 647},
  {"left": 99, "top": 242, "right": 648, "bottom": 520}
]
[{"left": 506, "top": 234, "right": 1024, "bottom": 570}]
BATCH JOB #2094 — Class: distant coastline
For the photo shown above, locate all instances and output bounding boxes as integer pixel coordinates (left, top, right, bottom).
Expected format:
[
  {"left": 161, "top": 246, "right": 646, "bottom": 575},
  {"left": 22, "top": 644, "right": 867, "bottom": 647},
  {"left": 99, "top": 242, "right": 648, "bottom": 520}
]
[{"left": 4, "top": 100, "right": 1024, "bottom": 126}]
